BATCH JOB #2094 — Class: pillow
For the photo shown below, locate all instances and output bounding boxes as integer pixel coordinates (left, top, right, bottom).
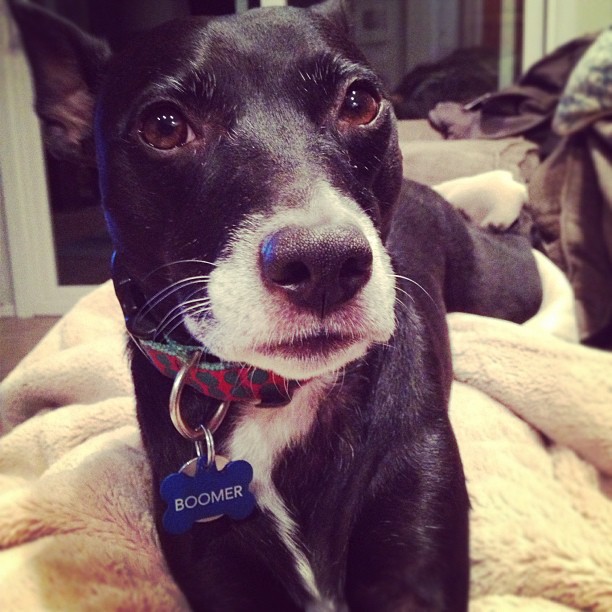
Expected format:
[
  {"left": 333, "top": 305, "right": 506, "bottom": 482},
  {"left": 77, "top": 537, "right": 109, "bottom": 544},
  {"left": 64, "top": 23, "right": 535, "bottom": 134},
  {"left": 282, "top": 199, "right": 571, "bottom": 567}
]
[{"left": 397, "top": 119, "right": 540, "bottom": 185}]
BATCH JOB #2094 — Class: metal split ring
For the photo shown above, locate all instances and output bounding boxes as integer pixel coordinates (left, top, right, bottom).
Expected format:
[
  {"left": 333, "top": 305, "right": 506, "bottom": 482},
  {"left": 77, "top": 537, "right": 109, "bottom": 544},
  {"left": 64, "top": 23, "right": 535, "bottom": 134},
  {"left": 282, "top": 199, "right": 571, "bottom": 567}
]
[
  {"left": 193, "top": 427, "right": 216, "bottom": 468},
  {"left": 169, "top": 349, "right": 231, "bottom": 448}
]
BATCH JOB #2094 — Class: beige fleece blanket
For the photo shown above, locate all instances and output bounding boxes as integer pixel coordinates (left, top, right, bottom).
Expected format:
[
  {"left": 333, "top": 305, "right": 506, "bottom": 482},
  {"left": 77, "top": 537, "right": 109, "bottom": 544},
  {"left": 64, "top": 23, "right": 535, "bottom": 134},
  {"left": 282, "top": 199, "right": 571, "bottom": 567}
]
[{"left": 1, "top": 258, "right": 611, "bottom": 611}]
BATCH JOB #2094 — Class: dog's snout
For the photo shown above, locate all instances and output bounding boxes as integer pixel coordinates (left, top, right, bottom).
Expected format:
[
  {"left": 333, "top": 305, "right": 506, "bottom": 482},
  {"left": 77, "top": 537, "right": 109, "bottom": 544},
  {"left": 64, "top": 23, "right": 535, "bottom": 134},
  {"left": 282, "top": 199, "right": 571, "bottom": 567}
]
[{"left": 260, "top": 223, "right": 373, "bottom": 316}]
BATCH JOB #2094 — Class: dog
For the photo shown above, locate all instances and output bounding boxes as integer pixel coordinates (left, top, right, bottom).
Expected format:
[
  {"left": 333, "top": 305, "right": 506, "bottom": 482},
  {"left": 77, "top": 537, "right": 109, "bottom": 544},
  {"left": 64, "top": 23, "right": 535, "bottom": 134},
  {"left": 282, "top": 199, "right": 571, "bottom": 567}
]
[{"left": 11, "top": 1, "right": 542, "bottom": 609}]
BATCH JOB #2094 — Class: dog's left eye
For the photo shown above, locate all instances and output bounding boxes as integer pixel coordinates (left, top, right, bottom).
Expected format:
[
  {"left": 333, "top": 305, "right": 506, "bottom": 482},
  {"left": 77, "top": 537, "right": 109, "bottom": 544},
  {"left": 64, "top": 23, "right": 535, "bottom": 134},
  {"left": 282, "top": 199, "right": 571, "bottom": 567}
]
[
  {"left": 339, "top": 85, "right": 380, "bottom": 127},
  {"left": 138, "top": 105, "right": 195, "bottom": 150}
]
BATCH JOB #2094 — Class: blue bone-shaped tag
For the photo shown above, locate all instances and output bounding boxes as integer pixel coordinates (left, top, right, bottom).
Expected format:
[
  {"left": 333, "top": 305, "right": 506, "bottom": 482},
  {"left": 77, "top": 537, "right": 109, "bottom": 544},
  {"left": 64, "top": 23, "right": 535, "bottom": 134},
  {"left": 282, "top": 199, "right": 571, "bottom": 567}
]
[{"left": 161, "top": 457, "right": 256, "bottom": 535}]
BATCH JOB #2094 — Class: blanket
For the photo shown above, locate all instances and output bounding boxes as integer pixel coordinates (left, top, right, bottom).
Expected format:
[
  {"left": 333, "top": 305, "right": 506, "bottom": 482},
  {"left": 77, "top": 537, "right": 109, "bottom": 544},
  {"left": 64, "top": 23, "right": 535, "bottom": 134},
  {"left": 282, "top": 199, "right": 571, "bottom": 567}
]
[{"left": 1, "top": 257, "right": 612, "bottom": 610}]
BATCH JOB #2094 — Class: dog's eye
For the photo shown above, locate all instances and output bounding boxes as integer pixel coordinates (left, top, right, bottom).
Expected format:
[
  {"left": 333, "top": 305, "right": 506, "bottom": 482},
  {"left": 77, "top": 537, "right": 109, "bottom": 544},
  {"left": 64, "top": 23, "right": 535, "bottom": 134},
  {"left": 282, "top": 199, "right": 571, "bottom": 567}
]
[
  {"left": 138, "top": 105, "right": 195, "bottom": 150},
  {"left": 339, "top": 85, "right": 380, "bottom": 127}
]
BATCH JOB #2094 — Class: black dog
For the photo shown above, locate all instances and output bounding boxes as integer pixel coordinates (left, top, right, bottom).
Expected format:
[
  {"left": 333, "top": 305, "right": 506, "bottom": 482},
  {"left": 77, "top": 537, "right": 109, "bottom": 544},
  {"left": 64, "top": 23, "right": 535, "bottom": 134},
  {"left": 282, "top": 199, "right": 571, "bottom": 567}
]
[{"left": 11, "top": 1, "right": 542, "bottom": 610}]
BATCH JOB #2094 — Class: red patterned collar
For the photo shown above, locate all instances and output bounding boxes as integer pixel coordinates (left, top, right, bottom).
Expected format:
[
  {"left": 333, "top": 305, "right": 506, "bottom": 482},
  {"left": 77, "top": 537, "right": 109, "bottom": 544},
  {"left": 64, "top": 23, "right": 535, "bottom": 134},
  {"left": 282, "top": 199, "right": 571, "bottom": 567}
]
[{"left": 136, "top": 338, "right": 303, "bottom": 407}]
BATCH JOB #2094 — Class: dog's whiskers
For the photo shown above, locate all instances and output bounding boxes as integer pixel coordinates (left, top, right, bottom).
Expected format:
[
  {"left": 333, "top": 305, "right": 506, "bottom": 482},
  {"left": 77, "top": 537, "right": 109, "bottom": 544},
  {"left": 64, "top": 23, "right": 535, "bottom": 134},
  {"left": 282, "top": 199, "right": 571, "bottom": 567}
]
[
  {"left": 155, "top": 295, "right": 211, "bottom": 335},
  {"left": 390, "top": 273, "right": 441, "bottom": 313},
  {"left": 143, "top": 259, "right": 218, "bottom": 281},
  {"left": 157, "top": 299, "right": 213, "bottom": 340},
  {"left": 394, "top": 288, "right": 415, "bottom": 319},
  {"left": 134, "top": 276, "right": 210, "bottom": 330},
  {"left": 395, "top": 285, "right": 415, "bottom": 305}
]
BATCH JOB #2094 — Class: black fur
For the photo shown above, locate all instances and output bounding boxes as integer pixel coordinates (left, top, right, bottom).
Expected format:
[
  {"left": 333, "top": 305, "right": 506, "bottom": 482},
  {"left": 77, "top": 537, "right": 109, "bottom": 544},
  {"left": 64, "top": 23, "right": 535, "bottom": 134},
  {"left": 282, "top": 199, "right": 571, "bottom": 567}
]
[{"left": 11, "top": 1, "right": 542, "bottom": 610}]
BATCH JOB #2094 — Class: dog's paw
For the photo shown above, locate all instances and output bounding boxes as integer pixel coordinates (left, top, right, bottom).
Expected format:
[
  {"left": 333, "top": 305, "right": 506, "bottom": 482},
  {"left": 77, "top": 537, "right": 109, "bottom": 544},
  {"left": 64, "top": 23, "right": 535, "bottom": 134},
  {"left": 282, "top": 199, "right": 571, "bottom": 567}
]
[{"left": 434, "top": 170, "right": 527, "bottom": 230}]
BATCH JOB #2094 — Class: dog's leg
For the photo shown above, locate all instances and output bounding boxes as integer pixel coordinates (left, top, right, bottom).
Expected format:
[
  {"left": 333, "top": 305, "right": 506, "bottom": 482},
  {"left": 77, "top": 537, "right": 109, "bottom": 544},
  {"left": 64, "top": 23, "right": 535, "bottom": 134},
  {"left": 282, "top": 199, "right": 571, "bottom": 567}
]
[
  {"left": 340, "top": 305, "right": 469, "bottom": 612},
  {"left": 390, "top": 179, "right": 543, "bottom": 323},
  {"left": 346, "top": 454, "right": 469, "bottom": 611}
]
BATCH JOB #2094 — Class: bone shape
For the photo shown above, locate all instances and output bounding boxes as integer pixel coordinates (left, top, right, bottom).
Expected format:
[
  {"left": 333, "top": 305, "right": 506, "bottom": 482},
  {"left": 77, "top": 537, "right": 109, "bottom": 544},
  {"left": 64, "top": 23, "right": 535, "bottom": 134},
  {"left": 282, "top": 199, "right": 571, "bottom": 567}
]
[{"left": 161, "top": 459, "right": 256, "bottom": 534}]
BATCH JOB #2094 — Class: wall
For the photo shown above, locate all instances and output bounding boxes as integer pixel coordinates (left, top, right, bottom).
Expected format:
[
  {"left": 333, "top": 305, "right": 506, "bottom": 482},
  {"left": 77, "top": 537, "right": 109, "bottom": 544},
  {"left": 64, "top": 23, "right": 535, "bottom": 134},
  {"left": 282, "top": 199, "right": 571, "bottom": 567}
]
[
  {"left": 546, "top": 0, "right": 612, "bottom": 52},
  {"left": 524, "top": 0, "right": 612, "bottom": 71},
  {"left": 0, "top": 173, "right": 15, "bottom": 316},
  {"left": 404, "top": 0, "right": 460, "bottom": 72},
  {"left": 353, "top": 0, "right": 407, "bottom": 89},
  {"left": 0, "top": 0, "right": 14, "bottom": 315}
]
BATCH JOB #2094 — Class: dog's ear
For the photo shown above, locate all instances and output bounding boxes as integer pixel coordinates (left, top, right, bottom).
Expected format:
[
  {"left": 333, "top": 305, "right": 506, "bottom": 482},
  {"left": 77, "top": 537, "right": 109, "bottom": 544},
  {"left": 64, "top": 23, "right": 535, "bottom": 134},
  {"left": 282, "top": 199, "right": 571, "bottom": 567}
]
[
  {"left": 8, "top": 0, "right": 111, "bottom": 165},
  {"left": 310, "top": 0, "right": 353, "bottom": 34}
]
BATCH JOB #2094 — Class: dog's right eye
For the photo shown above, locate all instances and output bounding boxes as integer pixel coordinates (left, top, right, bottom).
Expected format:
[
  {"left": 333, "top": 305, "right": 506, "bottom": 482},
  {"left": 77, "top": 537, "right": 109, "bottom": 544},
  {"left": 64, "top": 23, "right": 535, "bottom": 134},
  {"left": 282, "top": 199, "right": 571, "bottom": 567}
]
[
  {"left": 138, "top": 105, "right": 195, "bottom": 150},
  {"left": 338, "top": 84, "right": 380, "bottom": 128}
]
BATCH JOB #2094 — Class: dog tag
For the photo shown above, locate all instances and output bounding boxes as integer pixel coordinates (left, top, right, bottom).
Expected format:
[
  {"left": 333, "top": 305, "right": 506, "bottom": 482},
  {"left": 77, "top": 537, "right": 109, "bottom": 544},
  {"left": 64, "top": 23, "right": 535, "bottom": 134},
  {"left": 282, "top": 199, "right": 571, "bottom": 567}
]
[
  {"left": 180, "top": 455, "right": 228, "bottom": 524},
  {"left": 161, "top": 456, "right": 256, "bottom": 535}
]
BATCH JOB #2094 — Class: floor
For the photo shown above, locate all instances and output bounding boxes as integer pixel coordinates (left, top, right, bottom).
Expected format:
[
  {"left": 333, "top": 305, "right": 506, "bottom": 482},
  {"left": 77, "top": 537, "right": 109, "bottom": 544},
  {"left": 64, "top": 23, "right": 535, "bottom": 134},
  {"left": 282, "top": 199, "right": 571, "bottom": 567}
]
[{"left": 0, "top": 316, "right": 60, "bottom": 381}]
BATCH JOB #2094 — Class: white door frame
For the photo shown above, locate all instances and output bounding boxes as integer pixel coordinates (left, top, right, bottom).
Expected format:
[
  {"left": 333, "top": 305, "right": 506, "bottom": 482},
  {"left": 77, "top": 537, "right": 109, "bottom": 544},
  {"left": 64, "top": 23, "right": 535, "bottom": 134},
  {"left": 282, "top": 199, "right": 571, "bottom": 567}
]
[{"left": 522, "top": 0, "right": 546, "bottom": 72}]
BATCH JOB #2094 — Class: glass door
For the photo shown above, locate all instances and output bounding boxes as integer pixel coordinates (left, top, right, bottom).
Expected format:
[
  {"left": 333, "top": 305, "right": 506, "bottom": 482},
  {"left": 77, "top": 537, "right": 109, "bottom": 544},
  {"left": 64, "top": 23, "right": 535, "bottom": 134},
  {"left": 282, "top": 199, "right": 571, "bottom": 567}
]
[{"left": 335, "top": 0, "right": 525, "bottom": 119}]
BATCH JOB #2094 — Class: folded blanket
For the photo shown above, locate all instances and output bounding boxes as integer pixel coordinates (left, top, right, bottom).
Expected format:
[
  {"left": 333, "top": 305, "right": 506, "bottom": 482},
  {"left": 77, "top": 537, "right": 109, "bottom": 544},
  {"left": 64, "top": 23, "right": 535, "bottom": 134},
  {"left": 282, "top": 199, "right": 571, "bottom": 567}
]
[{"left": 1, "top": 254, "right": 611, "bottom": 610}]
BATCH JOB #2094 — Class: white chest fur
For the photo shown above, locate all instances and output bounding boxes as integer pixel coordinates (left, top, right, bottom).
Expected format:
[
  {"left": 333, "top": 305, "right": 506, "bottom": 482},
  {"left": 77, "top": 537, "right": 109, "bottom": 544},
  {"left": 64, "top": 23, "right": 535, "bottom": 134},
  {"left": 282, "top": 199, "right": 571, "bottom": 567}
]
[{"left": 223, "top": 378, "right": 333, "bottom": 604}]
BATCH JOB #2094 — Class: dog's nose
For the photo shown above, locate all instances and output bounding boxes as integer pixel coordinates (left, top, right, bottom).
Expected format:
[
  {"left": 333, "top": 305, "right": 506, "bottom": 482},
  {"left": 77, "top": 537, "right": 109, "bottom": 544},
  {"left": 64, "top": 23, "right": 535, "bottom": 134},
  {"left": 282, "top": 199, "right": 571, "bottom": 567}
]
[{"left": 260, "top": 223, "right": 373, "bottom": 316}]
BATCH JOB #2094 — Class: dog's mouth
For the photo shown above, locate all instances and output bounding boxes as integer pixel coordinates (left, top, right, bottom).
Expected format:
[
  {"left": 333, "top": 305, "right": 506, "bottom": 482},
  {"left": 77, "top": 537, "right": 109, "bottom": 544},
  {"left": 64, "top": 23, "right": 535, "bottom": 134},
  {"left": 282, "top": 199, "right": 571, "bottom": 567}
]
[{"left": 257, "top": 332, "right": 358, "bottom": 361}]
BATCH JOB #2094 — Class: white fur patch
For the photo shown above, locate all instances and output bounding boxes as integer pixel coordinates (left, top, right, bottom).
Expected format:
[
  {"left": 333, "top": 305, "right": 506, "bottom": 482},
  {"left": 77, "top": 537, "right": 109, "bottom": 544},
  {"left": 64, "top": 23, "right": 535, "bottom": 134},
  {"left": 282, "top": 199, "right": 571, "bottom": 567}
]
[
  {"left": 184, "top": 180, "right": 396, "bottom": 380},
  {"left": 222, "top": 377, "right": 333, "bottom": 604}
]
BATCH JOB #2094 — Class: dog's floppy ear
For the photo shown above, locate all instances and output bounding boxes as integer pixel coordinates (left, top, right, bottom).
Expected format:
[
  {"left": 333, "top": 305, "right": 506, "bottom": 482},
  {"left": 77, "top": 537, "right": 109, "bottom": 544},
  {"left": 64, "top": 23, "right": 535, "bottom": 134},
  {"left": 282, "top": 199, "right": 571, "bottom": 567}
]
[
  {"left": 8, "top": 0, "right": 111, "bottom": 165},
  {"left": 310, "top": 0, "right": 353, "bottom": 33}
]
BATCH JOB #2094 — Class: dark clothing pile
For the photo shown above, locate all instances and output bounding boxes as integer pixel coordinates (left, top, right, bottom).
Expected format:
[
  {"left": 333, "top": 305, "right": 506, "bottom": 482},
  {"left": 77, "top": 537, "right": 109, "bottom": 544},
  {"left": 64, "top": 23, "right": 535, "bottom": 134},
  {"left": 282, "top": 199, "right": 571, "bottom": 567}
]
[{"left": 429, "top": 29, "right": 612, "bottom": 344}]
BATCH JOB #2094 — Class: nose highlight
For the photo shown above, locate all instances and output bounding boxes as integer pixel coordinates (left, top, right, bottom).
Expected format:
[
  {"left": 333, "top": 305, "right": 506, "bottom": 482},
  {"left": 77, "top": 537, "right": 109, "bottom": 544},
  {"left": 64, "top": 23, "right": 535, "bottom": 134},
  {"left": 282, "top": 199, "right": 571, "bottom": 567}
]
[{"left": 260, "top": 223, "right": 373, "bottom": 316}]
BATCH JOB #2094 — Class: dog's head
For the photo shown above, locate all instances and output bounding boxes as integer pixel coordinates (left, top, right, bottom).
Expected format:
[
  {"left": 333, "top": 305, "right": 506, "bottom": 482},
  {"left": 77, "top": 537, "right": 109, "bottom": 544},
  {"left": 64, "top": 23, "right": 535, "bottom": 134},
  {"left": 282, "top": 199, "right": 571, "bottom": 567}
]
[{"left": 12, "top": 0, "right": 402, "bottom": 380}]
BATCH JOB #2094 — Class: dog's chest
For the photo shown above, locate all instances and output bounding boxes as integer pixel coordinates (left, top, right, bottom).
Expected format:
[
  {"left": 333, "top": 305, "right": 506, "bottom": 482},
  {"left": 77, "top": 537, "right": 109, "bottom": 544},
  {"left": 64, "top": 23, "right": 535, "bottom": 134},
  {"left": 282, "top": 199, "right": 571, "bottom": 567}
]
[{"left": 219, "top": 377, "right": 353, "bottom": 606}]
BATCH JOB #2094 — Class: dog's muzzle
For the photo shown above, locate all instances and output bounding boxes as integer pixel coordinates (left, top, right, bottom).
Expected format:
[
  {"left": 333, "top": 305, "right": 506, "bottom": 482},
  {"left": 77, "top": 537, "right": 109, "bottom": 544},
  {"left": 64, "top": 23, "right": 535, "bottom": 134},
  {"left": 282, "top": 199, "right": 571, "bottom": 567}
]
[{"left": 111, "top": 253, "right": 305, "bottom": 407}]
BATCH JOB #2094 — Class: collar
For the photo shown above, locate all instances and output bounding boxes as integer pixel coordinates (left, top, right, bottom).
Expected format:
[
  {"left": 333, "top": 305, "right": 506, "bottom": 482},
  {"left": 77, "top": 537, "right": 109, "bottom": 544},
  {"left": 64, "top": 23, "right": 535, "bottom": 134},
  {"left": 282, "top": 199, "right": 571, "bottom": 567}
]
[
  {"left": 137, "top": 337, "right": 302, "bottom": 407},
  {"left": 112, "top": 253, "right": 303, "bottom": 407}
]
